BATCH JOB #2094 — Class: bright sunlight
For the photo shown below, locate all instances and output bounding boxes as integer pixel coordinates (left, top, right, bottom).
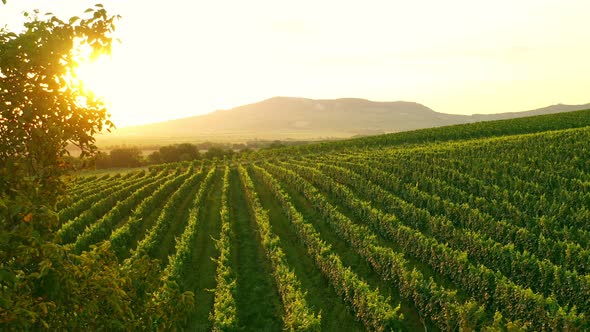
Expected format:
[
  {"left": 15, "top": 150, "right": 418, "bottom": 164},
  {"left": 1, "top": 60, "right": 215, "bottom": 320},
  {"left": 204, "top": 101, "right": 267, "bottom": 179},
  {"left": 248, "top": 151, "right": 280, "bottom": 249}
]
[
  {"left": 74, "top": 54, "right": 111, "bottom": 100},
  {"left": 71, "top": 41, "right": 144, "bottom": 128},
  {"left": 5, "top": 0, "right": 589, "bottom": 127}
]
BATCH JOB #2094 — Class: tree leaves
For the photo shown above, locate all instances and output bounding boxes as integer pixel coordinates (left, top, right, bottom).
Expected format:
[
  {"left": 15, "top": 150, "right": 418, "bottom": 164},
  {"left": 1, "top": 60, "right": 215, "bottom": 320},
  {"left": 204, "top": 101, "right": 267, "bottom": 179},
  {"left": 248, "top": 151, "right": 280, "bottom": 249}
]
[
  {"left": 1, "top": 6, "right": 117, "bottom": 208},
  {"left": 0, "top": 6, "right": 130, "bottom": 330},
  {"left": 68, "top": 16, "right": 80, "bottom": 25}
]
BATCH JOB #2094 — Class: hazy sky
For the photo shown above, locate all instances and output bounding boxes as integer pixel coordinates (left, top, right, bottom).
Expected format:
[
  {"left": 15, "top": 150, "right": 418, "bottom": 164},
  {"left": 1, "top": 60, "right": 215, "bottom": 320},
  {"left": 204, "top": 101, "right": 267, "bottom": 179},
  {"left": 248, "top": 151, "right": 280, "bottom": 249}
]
[{"left": 3, "top": 0, "right": 590, "bottom": 127}]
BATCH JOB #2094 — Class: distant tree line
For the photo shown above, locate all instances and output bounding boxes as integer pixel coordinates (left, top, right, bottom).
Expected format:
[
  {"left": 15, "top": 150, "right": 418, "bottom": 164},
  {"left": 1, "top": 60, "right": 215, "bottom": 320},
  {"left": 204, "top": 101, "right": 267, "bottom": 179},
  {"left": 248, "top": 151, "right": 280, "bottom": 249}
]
[
  {"left": 91, "top": 140, "right": 318, "bottom": 169},
  {"left": 93, "top": 143, "right": 238, "bottom": 169},
  {"left": 101, "top": 139, "right": 311, "bottom": 152},
  {"left": 148, "top": 143, "right": 200, "bottom": 164}
]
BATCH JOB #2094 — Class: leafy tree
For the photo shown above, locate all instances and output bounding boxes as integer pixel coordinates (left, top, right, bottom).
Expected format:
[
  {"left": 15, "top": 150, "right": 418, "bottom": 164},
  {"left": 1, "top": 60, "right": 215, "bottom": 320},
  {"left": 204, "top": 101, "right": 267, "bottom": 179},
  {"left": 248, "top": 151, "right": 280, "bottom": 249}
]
[
  {"left": 93, "top": 151, "right": 112, "bottom": 169},
  {"left": 159, "top": 143, "right": 200, "bottom": 163},
  {"left": 147, "top": 150, "right": 162, "bottom": 164},
  {"left": 268, "top": 140, "right": 285, "bottom": 149},
  {"left": 110, "top": 147, "right": 143, "bottom": 167},
  {"left": 197, "top": 141, "right": 216, "bottom": 150},
  {"left": 232, "top": 143, "right": 247, "bottom": 151},
  {"left": 153, "top": 143, "right": 200, "bottom": 164},
  {"left": 0, "top": 6, "right": 193, "bottom": 329},
  {"left": 175, "top": 142, "right": 200, "bottom": 161},
  {"left": 0, "top": 7, "right": 115, "bottom": 210},
  {"left": 159, "top": 144, "right": 180, "bottom": 163},
  {"left": 205, "top": 146, "right": 230, "bottom": 159}
]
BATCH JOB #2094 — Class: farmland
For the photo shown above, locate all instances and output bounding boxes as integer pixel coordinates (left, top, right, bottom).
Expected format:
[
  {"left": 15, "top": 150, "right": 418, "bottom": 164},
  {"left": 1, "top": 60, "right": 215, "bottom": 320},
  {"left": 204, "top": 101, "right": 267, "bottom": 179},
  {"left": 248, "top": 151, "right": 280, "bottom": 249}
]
[{"left": 60, "top": 110, "right": 590, "bottom": 330}]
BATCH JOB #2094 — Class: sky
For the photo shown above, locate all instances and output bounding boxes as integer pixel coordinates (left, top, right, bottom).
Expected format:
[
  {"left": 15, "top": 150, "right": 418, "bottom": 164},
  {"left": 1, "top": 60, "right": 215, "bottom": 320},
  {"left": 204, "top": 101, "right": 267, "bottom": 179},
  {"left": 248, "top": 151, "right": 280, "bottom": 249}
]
[{"left": 2, "top": 0, "right": 590, "bottom": 127}]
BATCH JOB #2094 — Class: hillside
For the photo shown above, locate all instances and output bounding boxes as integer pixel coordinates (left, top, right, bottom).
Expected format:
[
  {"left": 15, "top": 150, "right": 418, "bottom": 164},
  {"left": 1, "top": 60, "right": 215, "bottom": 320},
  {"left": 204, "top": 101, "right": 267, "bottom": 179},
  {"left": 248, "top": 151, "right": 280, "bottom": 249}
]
[
  {"left": 102, "top": 97, "right": 590, "bottom": 143},
  {"left": 64, "top": 111, "right": 590, "bottom": 330},
  {"left": 469, "top": 102, "right": 590, "bottom": 121},
  {"left": 262, "top": 108, "right": 590, "bottom": 155}
]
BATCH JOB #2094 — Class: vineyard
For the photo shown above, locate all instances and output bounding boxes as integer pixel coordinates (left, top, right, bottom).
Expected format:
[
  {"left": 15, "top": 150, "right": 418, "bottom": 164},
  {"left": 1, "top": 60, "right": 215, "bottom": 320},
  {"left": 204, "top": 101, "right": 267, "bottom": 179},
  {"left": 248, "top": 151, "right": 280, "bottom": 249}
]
[{"left": 61, "top": 110, "right": 590, "bottom": 331}]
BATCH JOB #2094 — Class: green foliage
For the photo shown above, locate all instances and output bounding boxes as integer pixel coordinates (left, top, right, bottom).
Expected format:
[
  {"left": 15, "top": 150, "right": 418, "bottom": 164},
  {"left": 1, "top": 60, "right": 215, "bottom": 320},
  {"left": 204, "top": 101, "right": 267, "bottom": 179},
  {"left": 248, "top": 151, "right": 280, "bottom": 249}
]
[
  {"left": 267, "top": 159, "right": 586, "bottom": 329},
  {"left": 168, "top": 143, "right": 201, "bottom": 162},
  {"left": 126, "top": 166, "right": 206, "bottom": 262},
  {"left": 109, "top": 147, "right": 143, "bottom": 168},
  {"left": 259, "top": 109, "right": 590, "bottom": 156},
  {"left": 92, "top": 151, "right": 112, "bottom": 169},
  {"left": 238, "top": 164, "right": 321, "bottom": 331},
  {"left": 3, "top": 5, "right": 589, "bottom": 328},
  {"left": 0, "top": 6, "right": 116, "bottom": 211},
  {"left": 0, "top": 236, "right": 185, "bottom": 330},
  {"left": 160, "top": 166, "right": 216, "bottom": 287},
  {"left": 0, "top": 5, "right": 115, "bottom": 328},
  {"left": 109, "top": 167, "right": 192, "bottom": 258},
  {"left": 205, "top": 146, "right": 234, "bottom": 160},
  {"left": 53, "top": 121, "right": 590, "bottom": 330},
  {"left": 0, "top": 5, "right": 192, "bottom": 330},
  {"left": 263, "top": 161, "right": 481, "bottom": 330},
  {"left": 210, "top": 166, "right": 239, "bottom": 331},
  {"left": 251, "top": 164, "right": 404, "bottom": 331},
  {"left": 57, "top": 173, "right": 157, "bottom": 243},
  {"left": 71, "top": 171, "right": 173, "bottom": 253}
]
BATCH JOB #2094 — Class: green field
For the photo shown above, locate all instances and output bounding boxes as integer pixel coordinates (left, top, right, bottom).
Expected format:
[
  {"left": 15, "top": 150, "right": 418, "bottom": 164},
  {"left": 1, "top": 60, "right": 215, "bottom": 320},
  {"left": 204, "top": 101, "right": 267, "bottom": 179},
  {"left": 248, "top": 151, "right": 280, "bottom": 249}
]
[{"left": 61, "top": 110, "right": 590, "bottom": 331}]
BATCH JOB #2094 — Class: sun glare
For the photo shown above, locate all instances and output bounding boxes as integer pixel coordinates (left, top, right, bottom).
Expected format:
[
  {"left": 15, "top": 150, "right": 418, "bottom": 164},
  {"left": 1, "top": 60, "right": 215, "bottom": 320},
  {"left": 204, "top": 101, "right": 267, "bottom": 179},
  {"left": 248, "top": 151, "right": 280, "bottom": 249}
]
[
  {"left": 74, "top": 55, "right": 112, "bottom": 100},
  {"left": 70, "top": 41, "right": 134, "bottom": 127}
]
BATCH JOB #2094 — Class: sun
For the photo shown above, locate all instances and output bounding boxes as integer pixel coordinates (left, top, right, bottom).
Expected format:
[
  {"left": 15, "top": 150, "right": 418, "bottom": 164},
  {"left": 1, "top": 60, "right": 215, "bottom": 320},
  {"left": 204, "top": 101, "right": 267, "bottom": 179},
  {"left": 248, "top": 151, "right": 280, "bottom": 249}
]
[
  {"left": 72, "top": 42, "right": 114, "bottom": 104},
  {"left": 70, "top": 42, "right": 134, "bottom": 127},
  {"left": 75, "top": 56, "right": 112, "bottom": 100}
]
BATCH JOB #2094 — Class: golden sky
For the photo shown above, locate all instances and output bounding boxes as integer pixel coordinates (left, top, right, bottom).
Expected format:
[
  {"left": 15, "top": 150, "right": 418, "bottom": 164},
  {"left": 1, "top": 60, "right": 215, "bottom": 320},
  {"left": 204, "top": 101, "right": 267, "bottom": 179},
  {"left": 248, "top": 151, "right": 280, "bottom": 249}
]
[{"left": 3, "top": 0, "right": 590, "bottom": 127}]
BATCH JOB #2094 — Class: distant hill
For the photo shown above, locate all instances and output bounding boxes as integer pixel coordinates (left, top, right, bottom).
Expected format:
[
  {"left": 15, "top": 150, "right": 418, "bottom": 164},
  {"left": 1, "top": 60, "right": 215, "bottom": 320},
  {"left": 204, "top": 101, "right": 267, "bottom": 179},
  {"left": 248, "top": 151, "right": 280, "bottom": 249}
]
[
  {"left": 101, "top": 97, "right": 590, "bottom": 144},
  {"left": 468, "top": 103, "right": 590, "bottom": 121}
]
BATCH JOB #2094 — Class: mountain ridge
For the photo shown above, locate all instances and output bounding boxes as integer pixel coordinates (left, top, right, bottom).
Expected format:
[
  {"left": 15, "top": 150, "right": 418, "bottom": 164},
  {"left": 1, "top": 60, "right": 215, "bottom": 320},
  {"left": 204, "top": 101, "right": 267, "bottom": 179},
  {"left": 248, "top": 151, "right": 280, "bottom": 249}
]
[{"left": 103, "top": 97, "right": 590, "bottom": 142}]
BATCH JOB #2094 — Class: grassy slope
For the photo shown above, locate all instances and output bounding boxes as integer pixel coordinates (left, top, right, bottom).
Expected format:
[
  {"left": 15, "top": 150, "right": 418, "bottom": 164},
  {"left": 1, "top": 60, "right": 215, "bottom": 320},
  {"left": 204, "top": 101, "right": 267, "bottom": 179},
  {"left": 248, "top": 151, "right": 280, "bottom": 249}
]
[{"left": 260, "top": 108, "right": 590, "bottom": 155}]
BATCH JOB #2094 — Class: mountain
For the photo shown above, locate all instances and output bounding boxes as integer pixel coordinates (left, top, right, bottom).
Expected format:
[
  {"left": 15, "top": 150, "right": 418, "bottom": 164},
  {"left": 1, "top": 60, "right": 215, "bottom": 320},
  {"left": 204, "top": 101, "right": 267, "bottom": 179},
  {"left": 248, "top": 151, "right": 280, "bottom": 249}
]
[{"left": 101, "top": 97, "right": 590, "bottom": 144}]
